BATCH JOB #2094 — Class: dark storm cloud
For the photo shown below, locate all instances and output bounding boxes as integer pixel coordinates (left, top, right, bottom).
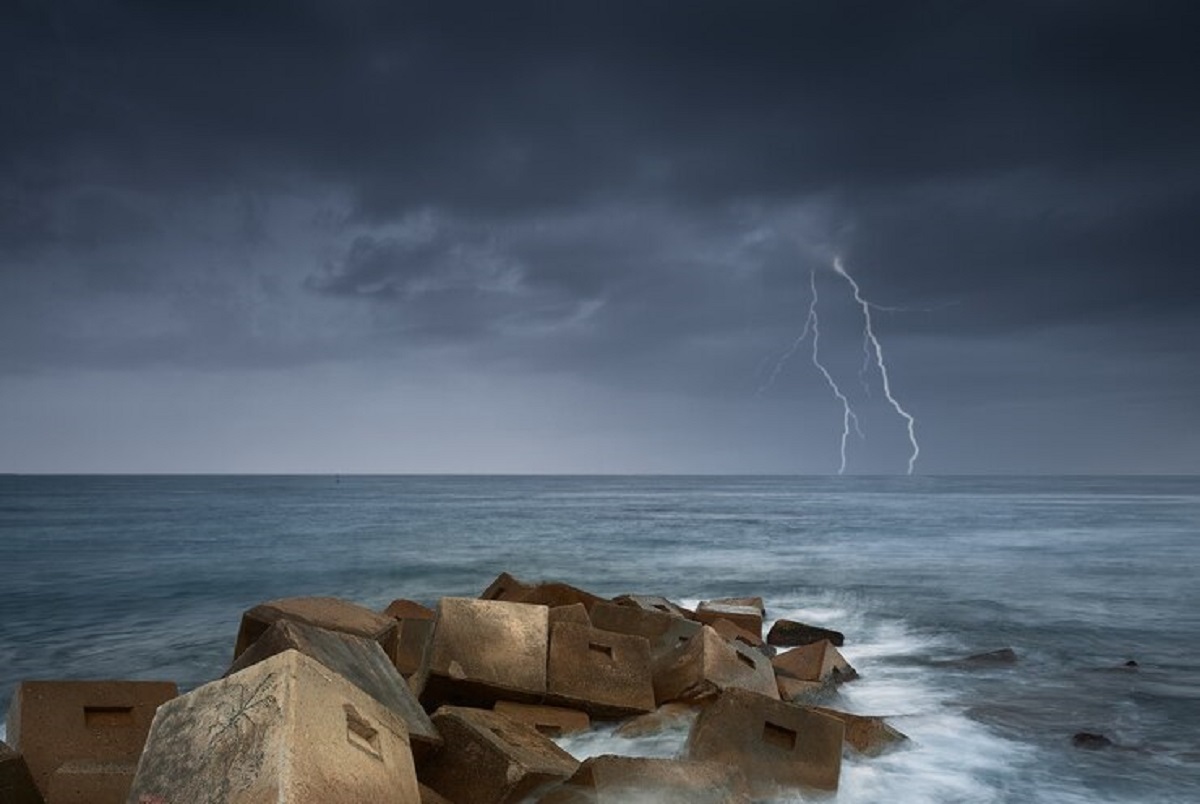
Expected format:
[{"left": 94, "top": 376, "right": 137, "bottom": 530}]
[{"left": 2, "top": 0, "right": 1199, "bottom": 381}]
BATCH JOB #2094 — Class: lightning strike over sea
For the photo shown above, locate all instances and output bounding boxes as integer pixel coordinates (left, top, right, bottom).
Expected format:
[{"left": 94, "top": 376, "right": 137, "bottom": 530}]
[
  {"left": 834, "top": 257, "right": 921, "bottom": 475},
  {"left": 805, "top": 269, "right": 862, "bottom": 475}
]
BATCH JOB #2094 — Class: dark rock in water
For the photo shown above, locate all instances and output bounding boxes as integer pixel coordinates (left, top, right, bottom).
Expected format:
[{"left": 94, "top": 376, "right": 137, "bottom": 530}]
[
  {"left": 1072, "top": 732, "right": 1114, "bottom": 750},
  {"left": 1124, "top": 659, "right": 1139, "bottom": 669},
  {"left": 766, "top": 620, "right": 845, "bottom": 648},
  {"left": 937, "top": 647, "right": 1018, "bottom": 668}
]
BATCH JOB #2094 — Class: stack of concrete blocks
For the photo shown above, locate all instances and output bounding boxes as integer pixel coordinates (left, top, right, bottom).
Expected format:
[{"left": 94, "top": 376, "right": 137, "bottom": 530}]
[
  {"left": 234, "top": 596, "right": 401, "bottom": 666},
  {"left": 5, "top": 680, "right": 176, "bottom": 804}
]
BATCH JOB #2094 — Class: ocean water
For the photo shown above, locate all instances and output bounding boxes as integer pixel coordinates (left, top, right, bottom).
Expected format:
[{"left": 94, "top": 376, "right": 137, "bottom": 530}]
[{"left": 2, "top": 474, "right": 1198, "bottom": 802}]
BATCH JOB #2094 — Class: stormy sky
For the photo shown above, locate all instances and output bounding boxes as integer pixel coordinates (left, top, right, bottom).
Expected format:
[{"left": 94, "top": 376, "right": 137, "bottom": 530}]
[{"left": 2, "top": 1, "right": 1198, "bottom": 474}]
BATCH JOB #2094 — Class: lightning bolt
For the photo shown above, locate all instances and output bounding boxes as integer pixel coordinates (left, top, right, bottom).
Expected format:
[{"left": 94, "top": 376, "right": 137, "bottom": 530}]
[
  {"left": 757, "top": 269, "right": 861, "bottom": 474},
  {"left": 833, "top": 257, "right": 920, "bottom": 475}
]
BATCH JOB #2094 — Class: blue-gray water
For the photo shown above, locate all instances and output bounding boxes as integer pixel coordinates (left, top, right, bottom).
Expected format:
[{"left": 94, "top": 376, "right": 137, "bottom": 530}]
[{"left": 2, "top": 475, "right": 1198, "bottom": 802}]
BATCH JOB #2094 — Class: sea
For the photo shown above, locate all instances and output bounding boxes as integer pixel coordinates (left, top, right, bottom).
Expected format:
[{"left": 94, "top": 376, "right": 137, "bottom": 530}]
[{"left": 2, "top": 475, "right": 1198, "bottom": 803}]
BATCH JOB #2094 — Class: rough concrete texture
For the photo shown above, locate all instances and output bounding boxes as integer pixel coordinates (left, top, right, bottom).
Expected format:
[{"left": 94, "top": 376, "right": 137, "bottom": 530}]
[
  {"left": 771, "top": 640, "right": 858, "bottom": 684},
  {"left": 234, "top": 596, "right": 401, "bottom": 665},
  {"left": 709, "top": 618, "right": 772, "bottom": 655},
  {"left": 589, "top": 602, "right": 701, "bottom": 659},
  {"left": 686, "top": 687, "right": 844, "bottom": 795},
  {"left": 224, "top": 618, "right": 440, "bottom": 760},
  {"left": 707, "top": 597, "right": 766, "bottom": 615},
  {"left": 611, "top": 595, "right": 693, "bottom": 620},
  {"left": 46, "top": 761, "right": 134, "bottom": 804},
  {"left": 0, "top": 740, "right": 44, "bottom": 804},
  {"left": 128, "top": 649, "right": 420, "bottom": 803},
  {"left": 694, "top": 602, "right": 763, "bottom": 640},
  {"left": 481, "top": 572, "right": 605, "bottom": 613},
  {"left": 5, "top": 679, "right": 176, "bottom": 802},
  {"left": 546, "top": 623, "right": 655, "bottom": 718},
  {"left": 419, "top": 706, "right": 579, "bottom": 804},
  {"left": 766, "top": 619, "right": 845, "bottom": 648},
  {"left": 493, "top": 701, "right": 591, "bottom": 737},
  {"left": 382, "top": 600, "right": 437, "bottom": 678},
  {"left": 537, "top": 754, "right": 750, "bottom": 804},
  {"left": 549, "top": 603, "right": 591, "bottom": 626},
  {"left": 652, "top": 626, "right": 779, "bottom": 705},
  {"left": 808, "top": 706, "right": 909, "bottom": 756},
  {"left": 418, "top": 597, "right": 550, "bottom": 708},
  {"left": 776, "top": 676, "right": 830, "bottom": 704}
]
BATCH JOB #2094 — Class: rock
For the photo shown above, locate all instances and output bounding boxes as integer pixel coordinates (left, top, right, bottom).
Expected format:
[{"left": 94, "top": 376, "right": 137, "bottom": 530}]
[
  {"left": 224, "top": 618, "right": 441, "bottom": 760},
  {"left": 653, "top": 625, "right": 779, "bottom": 704},
  {"left": 537, "top": 754, "right": 750, "bottom": 803},
  {"left": 5, "top": 679, "right": 176, "bottom": 804},
  {"left": 589, "top": 601, "right": 702, "bottom": 659},
  {"left": 615, "top": 702, "right": 700, "bottom": 738},
  {"left": 481, "top": 572, "right": 606, "bottom": 613},
  {"left": 772, "top": 640, "right": 858, "bottom": 684},
  {"left": 766, "top": 619, "right": 845, "bottom": 648},
  {"left": 1072, "top": 732, "right": 1115, "bottom": 750},
  {"left": 382, "top": 598, "right": 438, "bottom": 678},
  {"left": 808, "top": 707, "right": 909, "bottom": 756},
  {"left": 493, "top": 701, "right": 591, "bottom": 737},
  {"left": 128, "top": 649, "right": 420, "bottom": 803},
  {"left": 234, "top": 596, "right": 401, "bottom": 665},
  {"left": 416, "top": 597, "right": 550, "bottom": 709},
  {"left": 546, "top": 622, "right": 656, "bottom": 718},
  {"left": 686, "top": 687, "right": 844, "bottom": 795},
  {"left": 694, "top": 601, "right": 763, "bottom": 640},
  {"left": 419, "top": 706, "right": 579, "bottom": 804},
  {"left": 0, "top": 740, "right": 43, "bottom": 804}
]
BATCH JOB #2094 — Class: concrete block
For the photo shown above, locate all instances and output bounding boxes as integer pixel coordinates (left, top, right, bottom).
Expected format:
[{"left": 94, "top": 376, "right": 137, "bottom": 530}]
[
  {"left": 772, "top": 640, "right": 858, "bottom": 684},
  {"left": 0, "top": 740, "right": 43, "bottom": 804},
  {"left": 611, "top": 594, "right": 693, "bottom": 619},
  {"left": 5, "top": 679, "right": 176, "bottom": 803},
  {"left": 494, "top": 701, "right": 590, "bottom": 737},
  {"left": 709, "top": 618, "right": 773, "bottom": 656},
  {"left": 481, "top": 573, "right": 605, "bottom": 613},
  {"left": 546, "top": 623, "right": 655, "bottom": 718},
  {"left": 46, "top": 761, "right": 132, "bottom": 804},
  {"left": 808, "top": 706, "right": 909, "bottom": 756},
  {"left": 652, "top": 626, "right": 779, "bottom": 705},
  {"left": 538, "top": 755, "right": 750, "bottom": 804},
  {"left": 128, "top": 649, "right": 420, "bottom": 803},
  {"left": 686, "top": 687, "right": 844, "bottom": 795},
  {"left": 776, "top": 676, "right": 830, "bottom": 704},
  {"left": 549, "top": 603, "right": 591, "bottom": 626},
  {"left": 589, "top": 602, "right": 701, "bottom": 659},
  {"left": 225, "top": 618, "right": 440, "bottom": 759},
  {"left": 418, "top": 597, "right": 549, "bottom": 708},
  {"left": 766, "top": 619, "right": 845, "bottom": 647},
  {"left": 234, "top": 596, "right": 400, "bottom": 665},
  {"left": 420, "top": 706, "right": 578, "bottom": 804},
  {"left": 694, "top": 601, "right": 763, "bottom": 640},
  {"left": 383, "top": 599, "right": 437, "bottom": 677},
  {"left": 614, "top": 702, "right": 699, "bottom": 738}
]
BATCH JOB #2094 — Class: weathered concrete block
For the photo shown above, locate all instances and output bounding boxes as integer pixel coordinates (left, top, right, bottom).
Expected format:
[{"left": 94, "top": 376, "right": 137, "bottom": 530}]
[
  {"left": 589, "top": 601, "right": 702, "bottom": 659},
  {"left": 481, "top": 572, "right": 605, "bottom": 612},
  {"left": 538, "top": 755, "right": 750, "bottom": 804},
  {"left": 225, "top": 618, "right": 440, "bottom": 759},
  {"left": 808, "top": 706, "right": 909, "bottom": 756},
  {"left": 546, "top": 623, "right": 655, "bottom": 718},
  {"left": 418, "top": 597, "right": 549, "bottom": 708},
  {"left": 128, "top": 649, "right": 420, "bottom": 803},
  {"left": 772, "top": 640, "right": 858, "bottom": 684},
  {"left": 234, "top": 596, "right": 401, "bottom": 665},
  {"left": 46, "top": 761, "right": 132, "bottom": 804},
  {"left": 549, "top": 603, "right": 591, "bottom": 626},
  {"left": 0, "top": 740, "right": 43, "bottom": 804},
  {"left": 766, "top": 619, "right": 845, "bottom": 647},
  {"left": 611, "top": 594, "right": 693, "bottom": 620},
  {"left": 652, "top": 626, "right": 779, "bottom": 704},
  {"left": 5, "top": 679, "right": 176, "bottom": 803},
  {"left": 694, "top": 601, "right": 763, "bottom": 640},
  {"left": 419, "top": 706, "right": 578, "bottom": 804},
  {"left": 383, "top": 599, "right": 438, "bottom": 677},
  {"left": 709, "top": 618, "right": 774, "bottom": 657},
  {"left": 776, "top": 675, "right": 830, "bottom": 704},
  {"left": 686, "top": 688, "right": 844, "bottom": 795},
  {"left": 494, "top": 701, "right": 590, "bottom": 737}
]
